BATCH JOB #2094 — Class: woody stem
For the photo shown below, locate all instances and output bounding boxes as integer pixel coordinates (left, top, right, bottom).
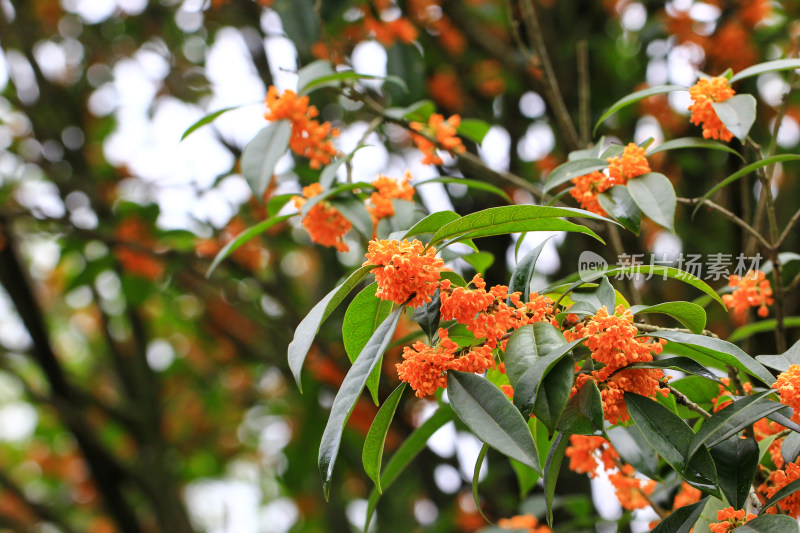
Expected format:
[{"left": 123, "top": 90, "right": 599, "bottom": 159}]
[{"left": 660, "top": 381, "right": 711, "bottom": 420}]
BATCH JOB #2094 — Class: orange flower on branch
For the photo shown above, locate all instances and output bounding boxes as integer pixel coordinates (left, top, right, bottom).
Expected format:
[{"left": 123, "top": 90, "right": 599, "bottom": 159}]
[
  {"left": 688, "top": 76, "right": 736, "bottom": 142},
  {"left": 607, "top": 142, "right": 650, "bottom": 184},
  {"left": 497, "top": 514, "right": 551, "bottom": 533},
  {"left": 410, "top": 114, "right": 465, "bottom": 166},
  {"left": 772, "top": 365, "right": 800, "bottom": 424},
  {"left": 709, "top": 507, "right": 757, "bottom": 533},
  {"left": 760, "top": 459, "right": 800, "bottom": 517},
  {"left": 722, "top": 269, "right": 773, "bottom": 321},
  {"left": 264, "top": 86, "right": 340, "bottom": 169},
  {"left": 565, "top": 435, "right": 619, "bottom": 478},
  {"left": 569, "top": 170, "right": 610, "bottom": 216},
  {"left": 366, "top": 172, "right": 416, "bottom": 223},
  {"left": 609, "top": 464, "right": 657, "bottom": 511},
  {"left": 292, "top": 183, "right": 352, "bottom": 252},
  {"left": 114, "top": 217, "right": 165, "bottom": 280},
  {"left": 673, "top": 482, "right": 702, "bottom": 509},
  {"left": 363, "top": 238, "right": 444, "bottom": 308}
]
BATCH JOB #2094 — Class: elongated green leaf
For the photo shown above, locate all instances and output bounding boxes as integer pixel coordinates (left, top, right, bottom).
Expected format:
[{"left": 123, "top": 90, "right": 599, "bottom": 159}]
[
  {"left": 730, "top": 59, "right": 800, "bottom": 83},
  {"left": 429, "top": 205, "right": 609, "bottom": 247},
  {"left": 302, "top": 69, "right": 408, "bottom": 94},
  {"left": 694, "top": 154, "right": 800, "bottom": 217},
  {"left": 448, "top": 371, "right": 541, "bottom": 472},
  {"left": 731, "top": 317, "right": 800, "bottom": 343},
  {"left": 363, "top": 383, "right": 406, "bottom": 493},
  {"left": 651, "top": 497, "right": 708, "bottom": 533},
  {"left": 593, "top": 84, "right": 686, "bottom": 134},
  {"left": 402, "top": 210, "right": 461, "bottom": 240},
  {"left": 619, "top": 357, "right": 719, "bottom": 382},
  {"left": 510, "top": 418, "right": 552, "bottom": 498},
  {"left": 329, "top": 196, "right": 373, "bottom": 238},
  {"left": 712, "top": 94, "right": 756, "bottom": 142},
  {"left": 472, "top": 444, "right": 492, "bottom": 524},
  {"left": 416, "top": 177, "right": 511, "bottom": 203},
  {"left": 628, "top": 301, "right": 707, "bottom": 334},
  {"left": 241, "top": 121, "right": 292, "bottom": 197},
  {"left": 385, "top": 99, "right": 436, "bottom": 122},
  {"left": 739, "top": 514, "right": 800, "bottom": 532},
  {"left": 687, "top": 392, "right": 782, "bottom": 462},
  {"left": 543, "top": 432, "right": 569, "bottom": 527},
  {"left": 288, "top": 265, "right": 374, "bottom": 389},
  {"left": 297, "top": 59, "right": 335, "bottom": 93},
  {"left": 267, "top": 193, "right": 295, "bottom": 216},
  {"left": 711, "top": 436, "right": 759, "bottom": 510},
  {"left": 783, "top": 431, "right": 800, "bottom": 465},
  {"left": 543, "top": 158, "right": 607, "bottom": 194},
  {"left": 646, "top": 137, "right": 744, "bottom": 160},
  {"left": 462, "top": 252, "right": 495, "bottom": 275},
  {"left": 458, "top": 119, "right": 492, "bottom": 144},
  {"left": 181, "top": 105, "right": 244, "bottom": 141},
  {"left": 319, "top": 306, "right": 402, "bottom": 499},
  {"left": 607, "top": 425, "right": 659, "bottom": 478},
  {"left": 648, "top": 331, "right": 774, "bottom": 384},
  {"left": 508, "top": 237, "right": 552, "bottom": 302},
  {"left": 365, "top": 406, "right": 455, "bottom": 530},
  {"left": 410, "top": 289, "right": 440, "bottom": 341},
  {"left": 597, "top": 185, "right": 642, "bottom": 235},
  {"left": 627, "top": 172, "right": 676, "bottom": 231},
  {"left": 206, "top": 214, "right": 295, "bottom": 277},
  {"left": 556, "top": 380, "right": 603, "bottom": 435}
]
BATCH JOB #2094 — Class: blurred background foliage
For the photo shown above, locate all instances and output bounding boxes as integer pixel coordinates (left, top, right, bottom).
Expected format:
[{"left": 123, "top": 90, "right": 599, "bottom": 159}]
[{"left": 0, "top": 0, "right": 799, "bottom": 532}]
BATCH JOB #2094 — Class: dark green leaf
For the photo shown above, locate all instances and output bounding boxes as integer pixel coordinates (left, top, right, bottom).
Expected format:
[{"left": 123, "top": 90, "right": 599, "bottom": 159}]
[
  {"left": 472, "top": 444, "right": 492, "bottom": 524},
  {"left": 416, "top": 177, "right": 512, "bottom": 203},
  {"left": 556, "top": 380, "right": 603, "bottom": 435},
  {"left": 458, "top": 119, "right": 492, "bottom": 144},
  {"left": 628, "top": 301, "right": 707, "bottom": 334},
  {"left": 733, "top": 318, "right": 800, "bottom": 344},
  {"left": 206, "top": 214, "right": 295, "bottom": 277},
  {"left": 711, "top": 94, "right": 756, "bottom": 142},
  {"left": 448, "top": 371, "right": 541, "bottom": 472},
  {"left": 508, "top": 237, "right": 553, "bottom": 302},
  {"left": 462, "top": 252, "right": 495, "bottom": 275},
  {"left": 597, "top": 185, "right": 642, "bottom": 235},
  {"left": 619, "top": 357, "right": 719, "bottom": 382},
  {"left": 410, "top": 288, "right": 440, "bottom": 340},
  {"left": 651, "top": 497, "right": 708, "bottom": 533},
  {"left": 730, "top": 59, "right": 800, "bottom": 83},
  {"left": 241, "top": 121, "right": 293, "bottom": 197},
  {"left": 180, "top": 105, "right": 244, "bottom": 141},
  {"left": 319, "top": 306, "right": 402, "bottom": 499},
  {"left": 402, "top": 210, "right": 461, "bottom": 240},
  {"left": 543, "top": 432, "right": 569, "bottom": 527},
  {"left": 363, "top": 383, "right": 406, "bottom": 493},
  {"left": 738, "top": 514, "right": 800, "bottom": 533},
  {"left": 711, "top": 436, "right": 759, "bottom": 510},
  {"left": 607, "top": 426, "right": 659, "bottom": 478},
  {"left": 594, "top": 84, "right": 686, "bottom": 134},
  {"left": 626, "top": 172, "right": 676, "bottom": 232},
  {"left": 783, "top": 432, "right": 800, "bottom": 465},
  {"left": 543, "top": 158, "right": 608, "bottom": 194},
  {"left": 646, "top": 137, "right": 744, "bottom": 160}
]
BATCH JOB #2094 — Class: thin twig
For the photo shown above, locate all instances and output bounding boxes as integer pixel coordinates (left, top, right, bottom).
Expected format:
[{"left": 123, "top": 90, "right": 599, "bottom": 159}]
[
  {"left": 776, "top": 208, "right": 800, "bottom": 249},
  {"left": 677, "top": 197, "right": 772, "bottom": 250},
  {"left": 635, "top": 323, "right": 719, "bottom": 339},
  {"left": 660, "top": 381, "right": 712, "bottom": 419},
  {"left": 577, "top": 40, "right": 591, "bottom": 147}
]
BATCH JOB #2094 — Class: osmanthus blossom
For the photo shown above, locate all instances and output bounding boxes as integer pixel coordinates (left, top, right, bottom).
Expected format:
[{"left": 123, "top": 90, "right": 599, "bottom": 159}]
[
  {"left": 773, "top": 364, "right": 800, "bottom": 424},
  {"left": 688, "top": 76, "right": 736, "bottom": 142},
  {"left": 366, "top": 173, "right": 416, "bottom": 225},
  {"left": 410, "top": 113, "right": 466, "bottom": 165},
  {"left": 497, "top": 514, "right": 551, "bottom": 533},
  {"left": 760, "top": 458, "right": 800, "bottom": 517},
  {"left": 609, "top": 464, "right": 657, "bottom": 511},
  {"left": 709, "top": 507, "right": 758, "bottom": 532},
  {"left": 292, "top": 183, "right": 352, "bottom": 252},
  {"left": 363, "top": 238, "right": 444, "bottom": 308},
  {"left": 722, "top": 269, "right": 774, "bottom": 321}
]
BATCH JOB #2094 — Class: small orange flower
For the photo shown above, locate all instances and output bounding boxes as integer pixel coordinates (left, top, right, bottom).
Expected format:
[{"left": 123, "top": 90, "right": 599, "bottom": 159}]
[
  {"left": 569, "top": 171, "right": 610, "bottom": 216},
  {"left": 410, "top": 114, "right": 465, "bottom": 165},
  {"left": 609, "top": 464, "right": 657, "bottom": 511},
  {"left": 264, "top": 86, "right": 340, "bottom": 169},
  {"left": 364, "top": 238, "right": 444, "bottom": 308},
  {"left": 366, "top": 172, "right": 416, "bottom": 223},
  {"left": 565, "top": 435, "right": 619, "bottom": 478},
  {"left": 607, "top": 143, "right": 650, "bottom": 183},
  {"left": 673, "top": 482, "right": 702, "bottom": 509},
  {"left": 722, "top": 269, "right": 774, "bottom": 321},
  {"left": 773, "top": 365, "right": 800, "bottom": 424},
  {"left": 709, "top": 506, "right": 757, "bottom": 533},
  {"left": 114, "top": 217, "right": 165, "bottom": 280},
  {"left": 292, "top": 183, "right": 352, "bottom": 252},
  {"left": 761, "top": 459, "right": 800, "bottom": 517},
  {"left": 712, "top": 377, "right": 752, "bottom": 412},
  {"left": 428, "top": 69, "right": 465, "bottom": 111},
  {"left": 497, "top": 514, "right": 551, "bottom": 533},
  {"left": 500, "top": 384, "right": 514, "bottom": 400},
  {"left": 688, "top": 76, "right": 736, "bottom": 142}
]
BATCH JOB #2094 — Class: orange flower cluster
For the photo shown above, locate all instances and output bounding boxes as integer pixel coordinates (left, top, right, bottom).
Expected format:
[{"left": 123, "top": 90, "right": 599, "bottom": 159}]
[
  {"left": 363, "top": 238, "right": 444, "bottom": 308},
  {"left": 497, "top": 514, "right": 551, "bottom": 533},
  {"left": 754, "top": 418, "right": 786, "bottom": 468},
  {"left": 609, "top": 464, "right": 657, "bottom": 511},
  {"left": 673, "top": 482, "right": 702, "bottom": 509},
  {"left": 473, "top": 60, "right": 506, "bottom": 98},
  {"left": 760, "top": 458, "right": 800, "bottom": 517},
  {"left": 722, "top": 269, "right": 773, "bottom": 321},
  {"left": 428, "top": 69, "right": 465, "bottom": 111},
  {"left": 607, "top": 143, "right": 650, "bottom": 183},
  {"left": 396, "top": 328, "right": 495, "bottom": 397},
  {"left": 410, "top": 114, "right": 465, "bottom": 165},
  {"left": 407, "top": 0, "right": 466, "bottom": 55},
  {"left": 773, "top": 365, "right": 800, "bottom": 424},
  {"left": 292, "top": 183, "right": 352, "bottom": 252},
  {"left": 711, "top": 377, "right": 752, "bottom": 412},
  {"left": 569, "top": 171, "right": 610, "bottom": 216},
  {"left": 364, "top": 14, "right": 418, "bottom": 46},
  {"left": 565, "top": 306, "right": 668, "bottom": 424},
  {"left": 114, "top": 217, "right": 165, "bottom": 280},
  {"left": 565, "top": 435, "right": 619, "bottom": 478},
  {"left": 688, "top": 76, "right": 736, "bottom": 142},
  {"left": 709, "top": 507, "right": 757, "bottom": 533},
  {"left": 264, "top": 86, "right": 339, "bottom": 169},
  {"left": 366, "top": 172, "right": 415, "bottom": 222},
  {"left": 439, "top": 274, "right": 554, "bottom": 349}
]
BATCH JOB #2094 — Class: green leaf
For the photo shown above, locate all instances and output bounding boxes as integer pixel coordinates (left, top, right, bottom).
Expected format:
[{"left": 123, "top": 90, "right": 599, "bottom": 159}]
[
  {"left": 206, "top": 214, "right": 295, "bottom": 277},
  {"left": 543, "top": 432, "right": 569, "bottom": 527},
  {"left": 267, "top": 193, "right": 295, "bottom": 217},
  {"left": 628, "top": 301, "right": 707, "bottom": 334},
  {"left": 297, "top": 60, "right": 335, "bottom": 93},
  {"left": 241, "top": 121, "right": 293, "bottom": 197},
  {"left": 593, "top": 84, "right": 686, "bottom": 134},
  {"left": 458, "top": 119, "right": 492, "bottom": 144},
  {"left": 180, "top": 105, "right": 244, "bottom": 141},
  {"left": 618, "top": 357, "right": 719, "bottom": 382},
  {"left": 343, "top": 284, "right": 394, "bottom": 403},
  {"left": 556, "top": 380, "right": 603, "bottom": 435},
  {"left": 607, "top": 426, "right": 659, "bottom": 478},
  {"left": 363, "top": 383, "right": 406, "bottom": 493},
  {"left": 300, "top": 181, "right": 372, "bottom": 218},
  {"left": 462, "top": 252, "right": 495, "bottom": 275},
  {"left": 651, "top": 497, "right": 708, "bottom": 533},
  {"left": 402, "top": 210, "right": 461, "bottom": 240},
  {"left": 319, "top": 306, "right": 402, "bottom": 499},
  {"left": 416, "top": 177, "right": 512, "bottom": 203},
  {"left": 508, "top": 237, "right": 553, "bottom": 302},
  {"left": 711, "top": 94, "right": 756, "bottom": 142},
  {"left": 626, "top": 172, "right": 676, "bottom": 231},
  {"left": 288, "top": 265, "right": 374, "bottom": 390},
  {"left": 731, "top": 317, "right": 800, "bottom": 343},
  {"left": 543, "top": 158, "right": 608, "bottom": 194},
  {"left": 730, "top": 59, "right": 800, "bottom": 83},
  {"left": 472, "top": 444, "right": 492, "bottom": 524},
  {"left": 329, "top": 196, "right": 373, "bottom": 238},
  {"left": 428, "top": 205, "right": 609, "bottom": 248},
  {"left": 687, "top": 392, "right": 783, "bottom": 462},
  {"left": 783, "top": 431, "right": 800, "bottom": 465},
  {"left": 365, "top": 406, "right": 454, "bottom": 531},
  {"left": 739, "top": 514, "right": 800, "bottom": 532},
  {"left": 646, "top": 137, "right": 744, "bottom": 160},
  {"left": 447, "top": 371, "right": 541, "bottom": 472},
  {"left": 410, "top": 288, "right": 440, "bottom": 341},
  {"left": 510, "top": 418, "right": 552, "bottom": 498},
  {"left": 693, "top": 154, "right": 800, "bottom": 217},
  {"left": 301, "top": 69, "right": 408, "bottom": 94},
  {"left": 648, "top": 331, "right": 775, "bottom": 385},
  {"left": 597, "top": 185, "right": 642, "bottom": 235},
  {"left": 711, "top": 436, "right": 759, "bottom": 510}
]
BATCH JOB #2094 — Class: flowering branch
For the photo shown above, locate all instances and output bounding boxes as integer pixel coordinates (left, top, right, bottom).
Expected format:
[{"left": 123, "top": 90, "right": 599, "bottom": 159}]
[{"left": 660, "top": 381, "right": 712, "bottom": 420}]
